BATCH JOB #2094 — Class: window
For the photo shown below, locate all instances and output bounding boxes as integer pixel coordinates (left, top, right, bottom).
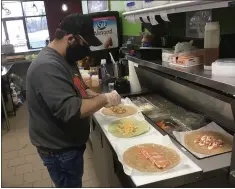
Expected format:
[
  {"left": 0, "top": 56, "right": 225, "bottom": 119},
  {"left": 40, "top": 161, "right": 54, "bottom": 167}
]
[
  {"left": 2, "top": 1, "right": 23, "bottom": 18},
  {"left": 22, "top": 1, "right": 46, "bottom": 16},
  {"left": 1, "top": 1, "right": 49, "bottom": 52},
  {"left": 26, "top": 16, "right": 48, "bottom": 48}
]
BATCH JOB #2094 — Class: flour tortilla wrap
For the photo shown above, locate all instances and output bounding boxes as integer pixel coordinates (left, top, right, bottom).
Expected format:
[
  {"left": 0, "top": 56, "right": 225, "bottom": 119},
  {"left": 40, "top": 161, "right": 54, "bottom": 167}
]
[
  {"left": 108, "top": 117, "right": 150, "bottom": 138},
  {"left": 123, "top": 143, "right": 181, "bottom": 172},
  {"left": 184, "top": 131, "right": 232, "bottom": 155},
  {"left": 102, "top": 105, "right": 137, "bottom": 118}
]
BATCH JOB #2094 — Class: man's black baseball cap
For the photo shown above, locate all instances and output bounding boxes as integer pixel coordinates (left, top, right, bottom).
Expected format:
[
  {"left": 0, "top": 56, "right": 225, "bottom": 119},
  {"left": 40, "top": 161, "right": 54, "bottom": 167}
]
[{"left": 59, "top": 13, "right": 102, "bottom": 47}]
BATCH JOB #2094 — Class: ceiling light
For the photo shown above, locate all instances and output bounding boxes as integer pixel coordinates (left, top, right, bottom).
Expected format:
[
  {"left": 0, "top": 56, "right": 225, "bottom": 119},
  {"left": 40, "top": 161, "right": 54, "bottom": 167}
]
[{"left": 62, "top": 4, "right": 68, "bottom": 12}]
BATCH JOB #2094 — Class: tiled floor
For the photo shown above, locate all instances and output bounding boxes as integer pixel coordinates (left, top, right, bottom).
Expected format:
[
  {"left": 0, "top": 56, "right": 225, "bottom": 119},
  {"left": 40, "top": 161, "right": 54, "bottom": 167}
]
[{"left": 1, "top": 102, "right": 100, "bottom": 187}]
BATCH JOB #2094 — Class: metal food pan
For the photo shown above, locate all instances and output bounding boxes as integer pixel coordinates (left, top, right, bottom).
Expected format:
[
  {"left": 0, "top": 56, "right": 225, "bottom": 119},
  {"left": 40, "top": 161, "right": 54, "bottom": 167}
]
[
  {"left": 130, "top": 96, "right": 159, "bottom": 112},
  {"left": 171, "top": 112, "right": 207, "bottom": 130},
  {"left": 155, "top": 118, "right": 191, "bottom": 136},
  {"left": 143, "top": 94, "right": 177, "bottom": 110}
]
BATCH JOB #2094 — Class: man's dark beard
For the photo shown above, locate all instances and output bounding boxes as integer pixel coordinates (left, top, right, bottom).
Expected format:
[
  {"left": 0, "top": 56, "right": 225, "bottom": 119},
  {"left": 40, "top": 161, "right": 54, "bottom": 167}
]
[{"left": 66, "top": 43, "right": 91, "bottom": 63}]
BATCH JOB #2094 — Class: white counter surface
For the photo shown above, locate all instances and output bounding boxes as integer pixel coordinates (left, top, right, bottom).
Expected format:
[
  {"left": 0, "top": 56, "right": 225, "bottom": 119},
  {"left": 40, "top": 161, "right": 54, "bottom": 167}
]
[{"left": 93, "top": 100, "right": 202, "bottom": 187}]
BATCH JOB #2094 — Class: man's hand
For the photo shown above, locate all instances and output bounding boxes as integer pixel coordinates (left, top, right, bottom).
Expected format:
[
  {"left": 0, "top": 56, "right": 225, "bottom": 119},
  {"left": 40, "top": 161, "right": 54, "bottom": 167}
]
[
  {"left": 86, "top": 89, "right": 99, "bottom": 97},
  {"left": 104, "top": 90, "right": 121, "bottom": 107}
]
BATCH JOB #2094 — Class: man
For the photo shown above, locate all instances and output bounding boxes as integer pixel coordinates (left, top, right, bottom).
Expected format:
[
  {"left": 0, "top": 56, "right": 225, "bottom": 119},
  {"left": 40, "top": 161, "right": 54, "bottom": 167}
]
[{"left": 26, "top": 13, "right": 121, "bottom": 188}]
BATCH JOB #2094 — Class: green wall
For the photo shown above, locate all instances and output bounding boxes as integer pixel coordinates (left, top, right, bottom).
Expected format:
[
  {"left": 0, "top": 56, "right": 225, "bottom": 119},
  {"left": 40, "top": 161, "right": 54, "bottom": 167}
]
[{"left": 109, "top": 1, "right": 141, "bottom": 36}]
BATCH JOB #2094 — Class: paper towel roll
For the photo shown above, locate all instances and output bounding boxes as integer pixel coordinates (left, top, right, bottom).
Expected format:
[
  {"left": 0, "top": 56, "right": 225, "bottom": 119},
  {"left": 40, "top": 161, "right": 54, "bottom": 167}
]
[{"left": 128, "top": 61, "right": 142, "bottom": 93}]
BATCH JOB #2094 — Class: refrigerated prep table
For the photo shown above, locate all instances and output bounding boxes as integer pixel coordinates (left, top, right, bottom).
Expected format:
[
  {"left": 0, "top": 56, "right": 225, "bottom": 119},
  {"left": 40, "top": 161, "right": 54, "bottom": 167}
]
[{"left": 90, "top": 56, "right": 235, "bottom": 187}]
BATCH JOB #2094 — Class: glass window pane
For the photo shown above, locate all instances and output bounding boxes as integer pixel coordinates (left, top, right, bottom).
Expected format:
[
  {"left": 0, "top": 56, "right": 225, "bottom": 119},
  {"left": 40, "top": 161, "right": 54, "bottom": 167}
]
[
  {"left": 2, "top": 1, "right": 23, "bottom": 18},
  {"left": 6, "top": 20, "right": 28, "bottom": 52},
  {"left": 2, "top": 22, "right": 6, "bottom": 44},
  {"left": 22, "top": 1, "right": 46, "bottom": 16},
  {"left": 26, "top": 16, "right": 49, "bottom": 49}
]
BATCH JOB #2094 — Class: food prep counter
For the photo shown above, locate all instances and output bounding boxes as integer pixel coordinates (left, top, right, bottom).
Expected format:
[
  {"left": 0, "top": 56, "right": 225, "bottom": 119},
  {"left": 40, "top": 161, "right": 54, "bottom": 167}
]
[{"left": 90, "top": 56, "right": 235, "bottom": 187}]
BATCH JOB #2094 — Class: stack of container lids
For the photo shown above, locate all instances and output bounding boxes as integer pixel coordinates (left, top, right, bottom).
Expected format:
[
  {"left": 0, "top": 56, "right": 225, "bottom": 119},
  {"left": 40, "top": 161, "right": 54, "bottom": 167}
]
[{"left": 212, "top": 58, "right": 235, "bottom": 77}]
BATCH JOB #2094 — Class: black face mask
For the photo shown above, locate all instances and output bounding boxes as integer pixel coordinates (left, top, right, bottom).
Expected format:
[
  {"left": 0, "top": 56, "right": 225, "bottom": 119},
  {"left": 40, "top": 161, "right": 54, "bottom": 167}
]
[{"left": 66, "top": 42, "right": 91, "bottom": 63}]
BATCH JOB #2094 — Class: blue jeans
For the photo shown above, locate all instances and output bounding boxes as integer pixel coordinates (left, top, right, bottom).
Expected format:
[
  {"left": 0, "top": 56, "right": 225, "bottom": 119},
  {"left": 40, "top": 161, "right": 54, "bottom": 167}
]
[{"left": 38, "top": 145, "right": 86, "bottom": 188}]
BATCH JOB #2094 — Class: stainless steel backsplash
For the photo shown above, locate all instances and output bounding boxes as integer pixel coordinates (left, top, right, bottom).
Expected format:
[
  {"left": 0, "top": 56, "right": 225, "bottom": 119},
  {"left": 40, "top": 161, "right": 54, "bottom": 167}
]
[{"left": 135, "top": 67, "right": 235, "bottom": 132}]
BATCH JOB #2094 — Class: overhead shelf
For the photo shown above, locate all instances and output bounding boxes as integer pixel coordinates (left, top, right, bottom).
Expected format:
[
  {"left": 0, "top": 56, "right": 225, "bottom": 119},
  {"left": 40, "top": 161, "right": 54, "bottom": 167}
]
[{"left": 122, "top": 1, "right": 234, "bottom": 17}]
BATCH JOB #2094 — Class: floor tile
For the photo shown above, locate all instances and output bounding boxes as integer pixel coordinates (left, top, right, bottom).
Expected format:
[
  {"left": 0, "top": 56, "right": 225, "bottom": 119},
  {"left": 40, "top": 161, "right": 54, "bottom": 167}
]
[
  {"left": 25, "top": 153, "right": 41, "bottom": 163},
  {"left": 83, "top": 179, "right": 100, "bottom": 187},
  {"left": 83, "top": 169, "right": 98, "bottom": 182},
  {"left": 84, "top": 158, "right": 93, "bottom": 170},
  {"left": 2, "top": 150, "right": 19, "bottom": 160},
  {"left": 2, "top": 159, "right": 9, "bottom": 170},
  {"left": 17, "top": 182, "right": 33, "bottom": 188},
  {"left": 51, "top": 180, "right": 55, "bottom": 187},
  {"left": 2, "top": 174, "right": 24, "bottom": 187},
  {"left": 33, "top": 178, "right": 52, "bottom": 187},
  {"left": 8, "top": 156, "right": 26, "bottom": 167},
  {"left": 1, "top": 138, "right": 23, "bottom": 153},
  {"left": 15, "top": 163, "right": 33, "bottom": 175},
  {"left": 42, "top": 169, "right": 50, "bottom": 179},
  {"left": 18, "top": 145, "right": 37, "bottom": 157},
  {"left": 2, "top": 166, "right": 16, "bottom": 177},
  {"left": 32, "top": 161, "right": 46, "bottom": 171},
  {"left": 23, "top": 170, "right": 42, "bottom": 183}
]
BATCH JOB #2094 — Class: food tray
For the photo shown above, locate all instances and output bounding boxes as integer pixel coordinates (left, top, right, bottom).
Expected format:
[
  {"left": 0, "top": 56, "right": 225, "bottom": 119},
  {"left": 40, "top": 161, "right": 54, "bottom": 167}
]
[
  {"left": 155, "top": 118, "right": 190, "bottom": 136},
  {"left": 171, "top": 112, "right": 206, "bottom": 130},
  {"left": 144, "top": 107, "right": 186, "bottom": 120},
  {"left": 144, "top": 111, "right": 171, "bottom": 121},
  {"left": 143, "top": 94, "right": 177, "bottom": 110},
  {"left": 168, "top": 107, "right": 187, "bottom": 118},
  {"left": 130, "top": 97, "right": 158, "bottom": 112}
]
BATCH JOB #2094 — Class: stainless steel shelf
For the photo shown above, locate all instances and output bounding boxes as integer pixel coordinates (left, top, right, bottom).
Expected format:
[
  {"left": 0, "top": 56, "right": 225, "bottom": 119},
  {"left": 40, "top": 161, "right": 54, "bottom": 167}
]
[
  {"left": 126, "top": 55, "right": 235, "bottom": 96},
  {"left": 123, "top": 1, "right": 232, "bottom": 17}
]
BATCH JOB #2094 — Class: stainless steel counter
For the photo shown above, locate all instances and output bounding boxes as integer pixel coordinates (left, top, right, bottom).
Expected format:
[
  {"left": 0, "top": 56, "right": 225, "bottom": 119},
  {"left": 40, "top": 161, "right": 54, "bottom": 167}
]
[{"left": 126, "top": 56, "right": 235, "bottom": 96}]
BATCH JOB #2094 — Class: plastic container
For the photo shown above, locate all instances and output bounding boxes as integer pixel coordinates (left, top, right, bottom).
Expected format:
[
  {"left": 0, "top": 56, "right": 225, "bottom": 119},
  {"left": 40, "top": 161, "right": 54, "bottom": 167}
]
[
  {"left": 100, "top": 59, "right": 107, "bottom": 81},
  {"left": 204, "top": 22, "right": 220, "bottom": 49},
  {"left": 125, "top": 1, "right": 143, "bottom": 11},
  {"left": 81, "top": 73, "right": 91, "bottom": 88},
  {"left": 91, "top": 75, "right": 99, "bottom": 86},
  {"left": 113, "top": 61, "right": 119, "bottom": 78},
  {"left": 212, "top": 58, "right": 235, "bottom": 77},
  {"left": 204, "top": 22, "right": 220, "bottom": 70},
  {"left": 91, "top": 75, "right": 100, "bottom": 93},
  {"left": 143, "top": 0, "right": 169, "bottom": 8},
  {"left": 162, "top": 49, "right": 174, "bottom": 63},
  {"left": 89, "top": 66, "right": 98, "bottom": 76},
  {"left": 171, "top": 55, "right": 200, "bottom": 67}
]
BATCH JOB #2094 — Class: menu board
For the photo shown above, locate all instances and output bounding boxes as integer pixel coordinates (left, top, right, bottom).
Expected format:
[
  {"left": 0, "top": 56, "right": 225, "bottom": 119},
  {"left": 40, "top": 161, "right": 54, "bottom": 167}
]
[{"left": 90, "top": 16, "right": 118, "bottom": 51}]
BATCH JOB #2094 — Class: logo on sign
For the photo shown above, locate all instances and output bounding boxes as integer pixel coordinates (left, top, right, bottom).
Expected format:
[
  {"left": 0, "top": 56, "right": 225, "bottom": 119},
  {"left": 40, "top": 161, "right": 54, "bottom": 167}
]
[{"left": 97, "top": 20, "right": 107, "bottom": 30}]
